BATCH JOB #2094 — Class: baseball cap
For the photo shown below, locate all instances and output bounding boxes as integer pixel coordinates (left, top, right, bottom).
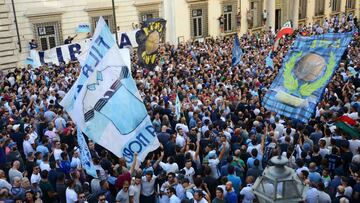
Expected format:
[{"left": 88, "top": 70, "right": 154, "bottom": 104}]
[{"left": 8, "top": 142, "right": 17, "bottom": 149}]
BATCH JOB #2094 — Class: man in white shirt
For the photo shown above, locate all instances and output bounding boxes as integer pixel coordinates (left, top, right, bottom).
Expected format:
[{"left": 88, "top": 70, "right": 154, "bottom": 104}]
[
  {"left": 30, "top": 166, "right": 41, "bottom": 185},
  {"left": 66, "top": 179, "right": 78, "bottom": 203},
  {"left": 141, "top": 171, "right": 157, "bottom": 203},
  {"left": 239, "top": 176, "right": 256, "bottom": 203},
  {"left": 129, "top": 175, "right": 141, "bottom": 203},
  {"left": 23, "top": 134, "right": 34, "bottom": 158},
  {"left": 208, "top": 142, "right": 226, "bottom": 179},
  {"left": 183, "top": 160, "right": 195, "bottom": 184},
  {"left": 193, "top": 190, "right": 208, "bottom": 203},
  {"left": 53, "top": 141, "right": 63, "bottom": 161},
  {"left": 167, "top": 187, "right": 181, "bottom": 203},
  {"left": 175, "top": 128, "right": 186, "bottom": 148},
  {"left": 159, "top": 156, "right": 179, "bottom": 174},
  {"left": 349, "top": 137, "right": 360, "bottom": 155}
]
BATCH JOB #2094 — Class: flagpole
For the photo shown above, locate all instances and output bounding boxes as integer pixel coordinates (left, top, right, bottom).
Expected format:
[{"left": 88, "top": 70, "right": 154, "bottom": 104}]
[{"left": 112, "top": 0, "right": 119, "bottom": 45}]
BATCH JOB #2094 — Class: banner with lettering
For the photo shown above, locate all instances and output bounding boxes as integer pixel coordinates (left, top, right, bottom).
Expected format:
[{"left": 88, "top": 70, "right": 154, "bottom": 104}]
[
  {"left": 28, "top": 31, "right": 139, "bottom": 68},
  {"left": 262, "top": 31, "right": 354, "bottom": 123},
  {"left": 76, "top": 24, "right": 91, "bottom": 33},
  {"left": 136, "top": 18, "right": 166, "bottom": 70},
  {"left": 61, "top": 17, "right": 160, "bottom": 164}
]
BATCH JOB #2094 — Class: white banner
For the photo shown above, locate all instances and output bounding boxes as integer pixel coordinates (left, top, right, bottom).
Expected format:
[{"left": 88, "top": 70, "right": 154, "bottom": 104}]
[
  {"left": 29, "top": 31, "right": 139, "bottom": 68},
  {"left": 61, "top": 17, "right": 159, "bottom": 164}
]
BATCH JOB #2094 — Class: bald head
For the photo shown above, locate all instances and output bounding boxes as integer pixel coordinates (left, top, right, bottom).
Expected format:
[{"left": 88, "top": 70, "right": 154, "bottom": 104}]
[{"left": 12, "top": 160, "right": 20, "bottom": 169}]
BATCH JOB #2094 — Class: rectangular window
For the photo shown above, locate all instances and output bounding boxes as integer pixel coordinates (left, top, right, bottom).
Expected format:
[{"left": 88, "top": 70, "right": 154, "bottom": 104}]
[
  {"left": 250, "top": 0, "right": 262, "bottom": 28},
  {"left": 34, "top": 22, "right": 61, "bottom": 51},
  {"left": 315, "top": 0, "right": 325, "bottom": 16},
  {"left": 346, "top": 0, "right": 356, "bottom": 9},
  {"left": 299, "top": 0, "right": 307, "bottom": 19},
  {"left": 91, "top": 15, "right": 115, "bottom": 33},
  {"left": 141, "top": 13, "right": 153, "bottom": 22},
  {"left": 224, "top": 5, "right": 232, "bottom": 32},
  {"left": 192, "top": 9, "right": 203, "bottom": 38},
  {"left": 332, "top": 0, "right": 341, "bottom": 12}
]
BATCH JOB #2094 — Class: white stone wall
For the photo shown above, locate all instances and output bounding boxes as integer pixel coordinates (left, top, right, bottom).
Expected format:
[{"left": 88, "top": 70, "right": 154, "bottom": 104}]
[{"left": 1, "top": 0, "right": 360, "bottom": 70}]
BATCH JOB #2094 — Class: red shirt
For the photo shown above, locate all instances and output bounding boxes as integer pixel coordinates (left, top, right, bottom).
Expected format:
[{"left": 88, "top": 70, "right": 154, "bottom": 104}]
[{"left": 115, "top": 172, "right": 131, "bottom": 189}]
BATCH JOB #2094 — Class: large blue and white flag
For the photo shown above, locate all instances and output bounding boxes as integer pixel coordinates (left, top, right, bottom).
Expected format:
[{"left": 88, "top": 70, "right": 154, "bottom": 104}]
[
  {"left": 175, "top": 93, "right": 181, "bottom": 121},
  {"left": 232, "top": 34, "right": 243, "bottom": 66},
  {"left": 262, "top": 31, "right": 354, "bottom": 123},
  {"left": 61, "top": 17, "right": 160, "bottom": 164},
  {"left": 77, "top": 127, "right": 97, "bottom": 178},
  {"left": 265, "top": 51, "right": 274, "bottom": 70}
]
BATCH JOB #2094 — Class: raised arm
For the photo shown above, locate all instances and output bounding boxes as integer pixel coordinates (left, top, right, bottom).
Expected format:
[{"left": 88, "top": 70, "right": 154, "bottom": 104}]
[
  {"left": 218, "top": 142, "right": 227, "bottom": 161},
  {"left": 194, "top": 140, "right": 200, "bottom": 161},
  {"left": 129, "top": 153, "right": 138, "bottom": 175},
  {"left": 153, "top": 151, "right": 164, "bottom": 170}
]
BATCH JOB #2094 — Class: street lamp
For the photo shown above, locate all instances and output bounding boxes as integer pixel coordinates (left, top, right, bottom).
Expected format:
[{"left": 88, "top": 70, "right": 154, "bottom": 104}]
[{"left": 252, "top": 154, "right": 308, "bottom": 203}]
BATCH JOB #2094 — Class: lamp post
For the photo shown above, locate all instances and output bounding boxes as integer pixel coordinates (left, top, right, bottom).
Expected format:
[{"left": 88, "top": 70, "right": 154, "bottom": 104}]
[
  {"left": 111, "top": 0, "right": 119, "bottom": 45},
  {"left": 252, "top": 154, "right": 308, "bottom": 203}
]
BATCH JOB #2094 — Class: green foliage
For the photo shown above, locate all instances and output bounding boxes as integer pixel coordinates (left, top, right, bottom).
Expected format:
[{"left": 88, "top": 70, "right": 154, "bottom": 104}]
[{"left": 283, "top": 52, "right": 302, "bottom": 92}]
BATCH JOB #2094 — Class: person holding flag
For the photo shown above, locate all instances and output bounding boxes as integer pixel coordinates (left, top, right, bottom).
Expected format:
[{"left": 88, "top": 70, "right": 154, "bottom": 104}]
[{"left": 232, "top": 34, "right": 243, "bottom": 67}]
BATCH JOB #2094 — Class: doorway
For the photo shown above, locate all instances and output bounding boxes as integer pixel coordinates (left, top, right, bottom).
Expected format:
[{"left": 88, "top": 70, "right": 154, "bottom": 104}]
[{"left": 275, "top": 9, "right": 281, "bottom": 30}]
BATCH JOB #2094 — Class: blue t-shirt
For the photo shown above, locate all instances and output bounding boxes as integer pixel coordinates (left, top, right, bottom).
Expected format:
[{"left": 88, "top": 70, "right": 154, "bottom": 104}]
[
  {"left": 225, "top": 191, "right": 238, "bottom": 203},
  {"left": 227, "top": 174, "right": 242, "bottom": 194}
]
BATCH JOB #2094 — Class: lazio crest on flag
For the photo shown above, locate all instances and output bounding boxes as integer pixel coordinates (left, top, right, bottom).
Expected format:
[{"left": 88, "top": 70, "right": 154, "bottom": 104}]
[
  {"left": 61, "top": 17, "right": 160, "bottom": 165},
  {"left": 262, "top": 31, "right": 354, "bottom": 123}
]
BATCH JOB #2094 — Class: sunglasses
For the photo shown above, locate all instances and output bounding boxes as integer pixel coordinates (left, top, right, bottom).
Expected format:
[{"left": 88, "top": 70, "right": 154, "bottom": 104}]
[{"left": 79, "top": 195, "right": 86, "bottom": 199}]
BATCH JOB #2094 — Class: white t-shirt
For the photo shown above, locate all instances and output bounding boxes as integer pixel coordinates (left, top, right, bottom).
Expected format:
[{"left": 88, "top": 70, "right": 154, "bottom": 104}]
[
  {"left": 349, "top": 139, "right": 360, "bottom": 155},
  {"left": 183, "top": 167, "right": 195, "bottom": 183},
  {"left": 53, "top": 148, "right": 63, "bottom": 161},
  {"left": 240, "top": 185, "right": 255, "bottom": 203},
  {"left": 30, "top": 173, "right": 41, "bottom": 184},
  {"left": 159, "top": 162, "right": 179, "bottom": 173},
  {"left": 23, "top": 140, "right": 34, "bottom": 158},
  {"left": 169, "top": 194, "right": 181, "bottom": 203},
  {"left": 129, "top": 184, "right": 141, "bottom": 203},
  {"left": 175, "top": 135, "right": 186, "bottom": 148},
  {"left": 208, "top": 158, "right": 220, "bottom": 179},
  {"left": 39, "top": 161, "right": 51, "bottom": 172},
  {"left": 66, "top": 187, "right": 78, "bottom": 203}
]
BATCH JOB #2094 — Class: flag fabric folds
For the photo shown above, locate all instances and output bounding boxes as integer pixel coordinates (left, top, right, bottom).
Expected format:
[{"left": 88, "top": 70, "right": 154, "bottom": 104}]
[
  {"left": 232, "top": 34, "right": 243, "bottom": 66},
  {"left": 136, "top": 18, "right": 166, "bottom": 70},
  {"left": 273, "top": 21, "right": 294, "bottom": 51},
  {"left": 175, "top": 93, "right": 181, "bottom": 121},
  {"left": 262, "top": 31, "right": 354, "bottom": 123},
  {"left": 61, "top": 17, "right": 160, "bottom": 165},
  {"left": 77, "top": 127, "right": 97, "bottom": 178}
]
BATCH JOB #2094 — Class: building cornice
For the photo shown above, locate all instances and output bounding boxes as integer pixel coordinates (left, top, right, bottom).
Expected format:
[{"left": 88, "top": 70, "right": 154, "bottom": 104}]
[
  {"left": 24, "top": 8, "right": 63, "bottom": 18},
  {"left": 134, "top": 0, "right": 162, "bottom": 7}
]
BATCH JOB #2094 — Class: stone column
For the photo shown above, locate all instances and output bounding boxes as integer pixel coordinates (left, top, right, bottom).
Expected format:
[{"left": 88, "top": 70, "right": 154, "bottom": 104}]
[
  {"left": 324, "top": 0, "right": 331, "bottom": 19},
  {"left": 240, "top": 0, "right": 249, "bottom": 35},
  {"left": 340, "top": 0, "right": 346, "bottom": 13},
  {"left": 306, "top": 0, "right": 315, "bottom": 25},
  {"left": 208, "top": 0, "right": 222, "bottom": 37},
  {"left": 164, "top": 0, "right": 177, "bottom": 45},
  {"left": 266, "top": 0, "right": 276, "bottom": 30},
  {"left": 356, "top": 0, "right": 360, "bottom": 19},
  {"left": 292, "top": 0, "right": 299, "bottom": 29}
]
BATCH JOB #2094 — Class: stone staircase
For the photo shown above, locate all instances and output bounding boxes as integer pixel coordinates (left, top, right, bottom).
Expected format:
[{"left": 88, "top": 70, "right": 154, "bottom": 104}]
[{"left": 0, "top": 0, "right": 18, "bottom": 70}]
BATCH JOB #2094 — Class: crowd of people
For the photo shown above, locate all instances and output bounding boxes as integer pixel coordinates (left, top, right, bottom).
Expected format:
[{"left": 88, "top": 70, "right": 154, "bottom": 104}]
[{"left": 0, "top": 13, "right": 360, "bottom": 203}]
